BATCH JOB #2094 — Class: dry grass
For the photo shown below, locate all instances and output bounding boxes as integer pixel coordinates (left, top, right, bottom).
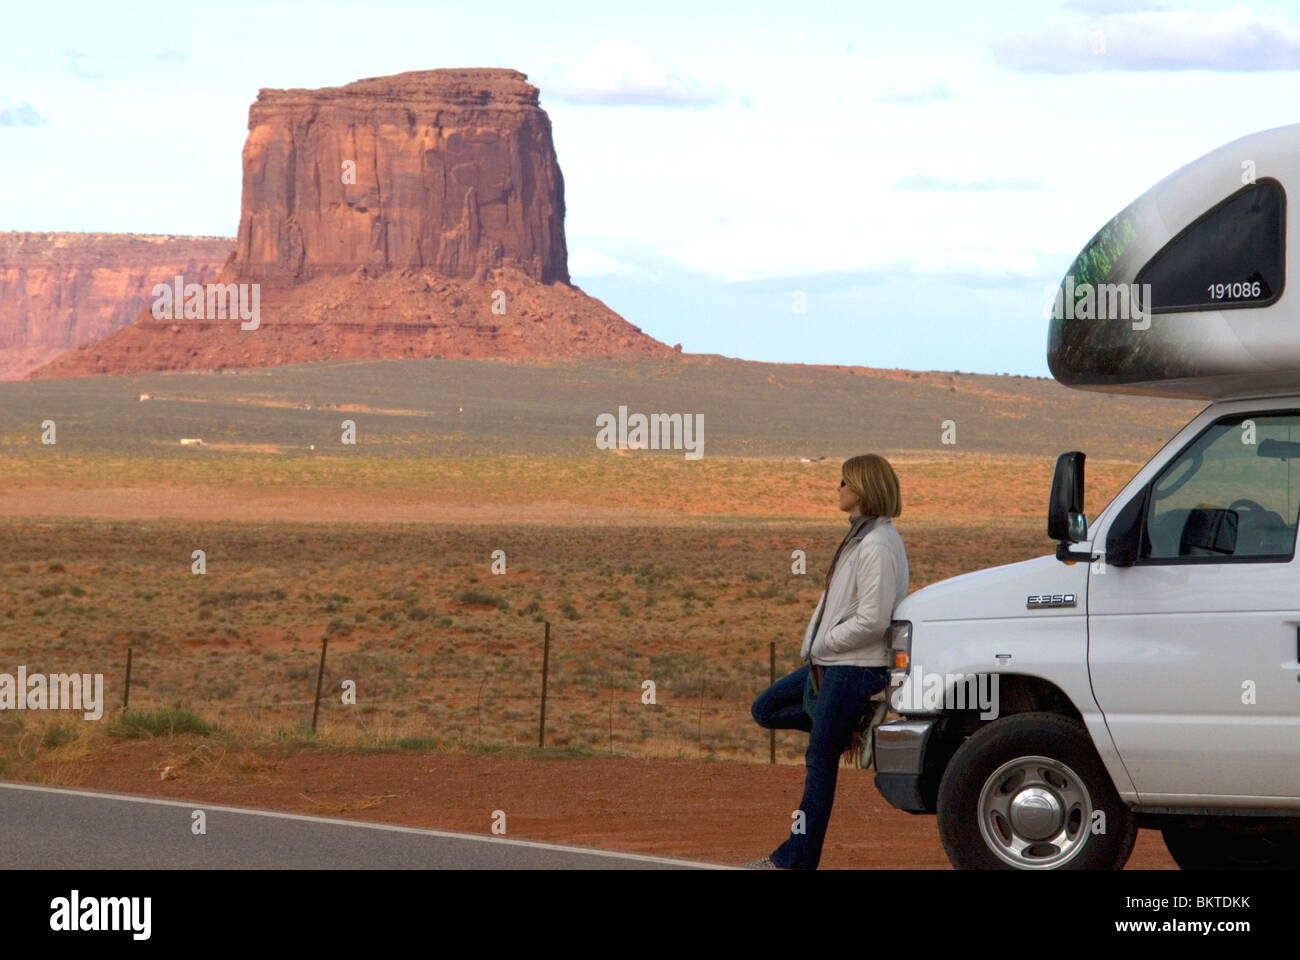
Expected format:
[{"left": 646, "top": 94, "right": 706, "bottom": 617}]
[{"left": 0, "top": 453, "right": 1109, "bottom": 777}]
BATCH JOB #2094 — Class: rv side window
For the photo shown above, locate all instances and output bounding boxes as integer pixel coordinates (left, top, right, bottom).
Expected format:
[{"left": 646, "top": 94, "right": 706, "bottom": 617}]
[
  {"left": 1135, "top": 178, "right": 1285, "bottom": 314},
  {"left": 1142, "top": 412, "right": 1300, "bottom": 562}
]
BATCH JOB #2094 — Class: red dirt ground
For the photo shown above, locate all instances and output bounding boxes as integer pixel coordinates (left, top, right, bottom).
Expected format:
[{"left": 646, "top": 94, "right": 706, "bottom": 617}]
[{"left": 56, "top": 744, "right": 1177, "bottom": 869}]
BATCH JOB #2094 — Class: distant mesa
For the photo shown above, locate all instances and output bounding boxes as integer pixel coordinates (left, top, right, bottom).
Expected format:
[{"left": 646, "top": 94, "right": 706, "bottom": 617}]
[
  {"left": 0, "top": 233, "right": 232, "bottom": 381},
  {"left": 21, "top": 68, "right": 672, "bottom": 380}
]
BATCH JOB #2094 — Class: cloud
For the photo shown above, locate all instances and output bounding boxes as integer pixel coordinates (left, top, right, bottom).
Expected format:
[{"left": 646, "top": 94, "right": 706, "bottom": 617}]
[
  {"left": 0, "top": 99, "right": 47, "bottom": 127},
  {"left": 875, "top": 77, "right": 953, "bottom": 102},
  {"left": 1062, "top": 0, "right": 1168, "bottom": 12},
  {"left": 893, "top": 174, "right": 1049, "bottom": 191},
  {"left": 152, "top": 49, "right": 189, "bottom": 62},
  {"left": 63, "top": 50, "right": 107, "bottom": 80},
  {"left": 993, "top": 7, "right": 1300, "bottom": 73},
  {"left": 547, "top": 41, "right": 727, "bottom": 107},
  {"left": 568, "top": 248, "right": 660, "bottom": 280},
  {"left": 658, "top": 227, "right": 1050, "bottom": 284}
]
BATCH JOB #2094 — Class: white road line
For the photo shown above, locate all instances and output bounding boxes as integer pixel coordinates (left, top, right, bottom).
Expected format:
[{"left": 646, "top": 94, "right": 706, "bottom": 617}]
[{"left": 0, "top": 781, "right": 737, "bottom": 869}]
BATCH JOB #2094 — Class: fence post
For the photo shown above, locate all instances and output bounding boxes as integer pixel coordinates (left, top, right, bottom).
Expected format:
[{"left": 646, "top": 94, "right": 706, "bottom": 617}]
[
  {"left": 538, "top": 621, "right": 550, "bottom": 747},
  {"left": 769, "top": 642, "right": 776, "bottom": 764},
  {"left": 697, "top": 675, "right": 704, "bottom": 755},
  {"left": 477, "top": 675, "right": 488, "bottom": 746},
  {"left": 122, "top": 646, "right": 133, "bottom": 711},
  {"left": 311, "top": 637, "right": 328, "bottom": 733},
  {"left": 608, "top": 672, "right": 614, "bottom": 755}
]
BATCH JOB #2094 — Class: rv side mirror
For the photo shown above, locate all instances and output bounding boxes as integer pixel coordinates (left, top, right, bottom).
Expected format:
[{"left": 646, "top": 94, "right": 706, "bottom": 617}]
[{"left": 1049, "top": 451, "right": 1087, "bottom": 557}]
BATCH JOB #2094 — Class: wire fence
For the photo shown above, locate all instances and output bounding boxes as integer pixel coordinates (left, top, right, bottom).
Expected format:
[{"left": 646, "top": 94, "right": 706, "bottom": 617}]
[{"left": 74, "top": 625, "right": 804, "bottom": 763}]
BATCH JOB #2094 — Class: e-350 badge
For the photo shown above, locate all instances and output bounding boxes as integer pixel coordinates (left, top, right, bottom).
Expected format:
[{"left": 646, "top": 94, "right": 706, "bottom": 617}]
[{"left": 1026, "top": 593, "right": 1077, "bottom": 609}]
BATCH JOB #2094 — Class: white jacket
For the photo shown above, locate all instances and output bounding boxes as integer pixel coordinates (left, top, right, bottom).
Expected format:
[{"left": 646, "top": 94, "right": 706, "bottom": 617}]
[{"left": 799, "top": 516, "right": 909, "bottom": 668}]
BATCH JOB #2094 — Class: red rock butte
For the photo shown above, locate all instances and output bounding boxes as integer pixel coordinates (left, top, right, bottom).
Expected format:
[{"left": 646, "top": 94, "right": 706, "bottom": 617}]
[
  {"left": 26, "top": 68, "right": 672, "bottom": 379},
  {"left": 235, "top": 68, "right": 569, "bottom": 285}
]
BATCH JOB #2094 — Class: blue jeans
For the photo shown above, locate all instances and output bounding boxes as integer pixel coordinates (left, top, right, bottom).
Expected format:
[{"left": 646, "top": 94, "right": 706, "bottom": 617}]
[{"left": 751, "top": 662, "right": 889, "bottom": 869}]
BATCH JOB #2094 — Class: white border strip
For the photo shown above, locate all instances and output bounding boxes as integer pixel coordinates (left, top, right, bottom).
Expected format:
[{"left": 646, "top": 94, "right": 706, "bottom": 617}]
[{"left": 0, "top": 781, "right": 737, "bottom": 869}]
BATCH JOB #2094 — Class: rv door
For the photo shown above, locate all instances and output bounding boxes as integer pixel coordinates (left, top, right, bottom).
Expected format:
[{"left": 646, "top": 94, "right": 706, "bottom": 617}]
[{"left": 1088, "top": 406, "right": 1300, "bottom": 806}]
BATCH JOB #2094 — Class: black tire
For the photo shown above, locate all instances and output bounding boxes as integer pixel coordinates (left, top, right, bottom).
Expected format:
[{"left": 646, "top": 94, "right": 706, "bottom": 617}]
[
  {"left": 936, "top": 712, "right": 1137, "bottom": 870},
  {"left": 1161, "top": 817, "right": 1300, "bottom": 870}
]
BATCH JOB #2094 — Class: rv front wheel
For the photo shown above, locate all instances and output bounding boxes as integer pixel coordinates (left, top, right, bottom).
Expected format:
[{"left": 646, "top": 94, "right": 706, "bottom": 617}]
[{"left": 936, "top": 712, "right": 1136, "bottom": 870}]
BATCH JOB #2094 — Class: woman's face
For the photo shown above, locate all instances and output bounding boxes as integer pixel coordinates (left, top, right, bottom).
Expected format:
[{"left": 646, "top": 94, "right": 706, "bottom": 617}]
[{"left": 838, "top": 476, "right": 860, "bottom": 514}]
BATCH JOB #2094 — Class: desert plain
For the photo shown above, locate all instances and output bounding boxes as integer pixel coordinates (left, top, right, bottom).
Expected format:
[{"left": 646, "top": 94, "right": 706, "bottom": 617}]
[{"left": 0, "top": 354, "right": 1202, "bottom": 867}]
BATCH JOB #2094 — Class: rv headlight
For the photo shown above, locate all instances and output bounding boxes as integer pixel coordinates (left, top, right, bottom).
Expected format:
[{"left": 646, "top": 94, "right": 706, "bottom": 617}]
[{"left": 886, "top": 620, "right": 912, "bottom": 692}]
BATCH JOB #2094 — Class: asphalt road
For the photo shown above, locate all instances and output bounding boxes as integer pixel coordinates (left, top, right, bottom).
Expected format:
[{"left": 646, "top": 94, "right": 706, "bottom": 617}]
[{"left": 0, "top": 782, "right": 731, "bottom": 870}]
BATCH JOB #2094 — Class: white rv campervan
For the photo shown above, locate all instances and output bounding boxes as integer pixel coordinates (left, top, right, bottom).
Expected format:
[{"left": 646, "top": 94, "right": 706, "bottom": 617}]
[{"left": 873, "top": 123, "right": 1300, "bottom": 870}]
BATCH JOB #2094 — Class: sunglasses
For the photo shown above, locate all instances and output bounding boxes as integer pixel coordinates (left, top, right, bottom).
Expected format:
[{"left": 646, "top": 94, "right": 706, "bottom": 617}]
[{"left": 839, "top": 479, "right": 846, "bottom": 488}]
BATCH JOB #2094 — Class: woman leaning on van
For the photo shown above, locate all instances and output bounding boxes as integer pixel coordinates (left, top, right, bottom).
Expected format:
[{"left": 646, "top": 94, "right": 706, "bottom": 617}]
[{"left": 745, "top": 453, "right": 909, "bottom": 870}]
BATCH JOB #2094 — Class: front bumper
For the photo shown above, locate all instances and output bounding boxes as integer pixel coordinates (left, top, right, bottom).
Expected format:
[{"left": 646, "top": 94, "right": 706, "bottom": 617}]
[{"left": 872, "top": 718, "right": 935, "bottom": 813}]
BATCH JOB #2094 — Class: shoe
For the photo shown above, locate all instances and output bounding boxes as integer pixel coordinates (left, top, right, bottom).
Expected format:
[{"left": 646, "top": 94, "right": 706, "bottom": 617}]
[
  {"left": 742, "top": 856, "right": 780, "bottom": 869},
  {"left": 850, "top": 697, "right": 890, "bottom": 770}
]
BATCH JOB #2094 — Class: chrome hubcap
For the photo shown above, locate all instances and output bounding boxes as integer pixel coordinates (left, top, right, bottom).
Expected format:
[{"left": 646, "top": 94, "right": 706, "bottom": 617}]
[{"left": 977, "top": 755, "right": 1092, "bottom": 868}]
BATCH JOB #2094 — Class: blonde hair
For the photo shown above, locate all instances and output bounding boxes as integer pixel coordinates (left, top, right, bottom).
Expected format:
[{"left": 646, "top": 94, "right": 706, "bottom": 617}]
[{"left": 842, "top": 453, "right": 901, "bottom": 518}]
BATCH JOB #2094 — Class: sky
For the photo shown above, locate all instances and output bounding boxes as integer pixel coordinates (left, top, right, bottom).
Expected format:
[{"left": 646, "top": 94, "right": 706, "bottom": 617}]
[{"left": 4, "top": 0, "right": 1300, "bottom": 376}]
